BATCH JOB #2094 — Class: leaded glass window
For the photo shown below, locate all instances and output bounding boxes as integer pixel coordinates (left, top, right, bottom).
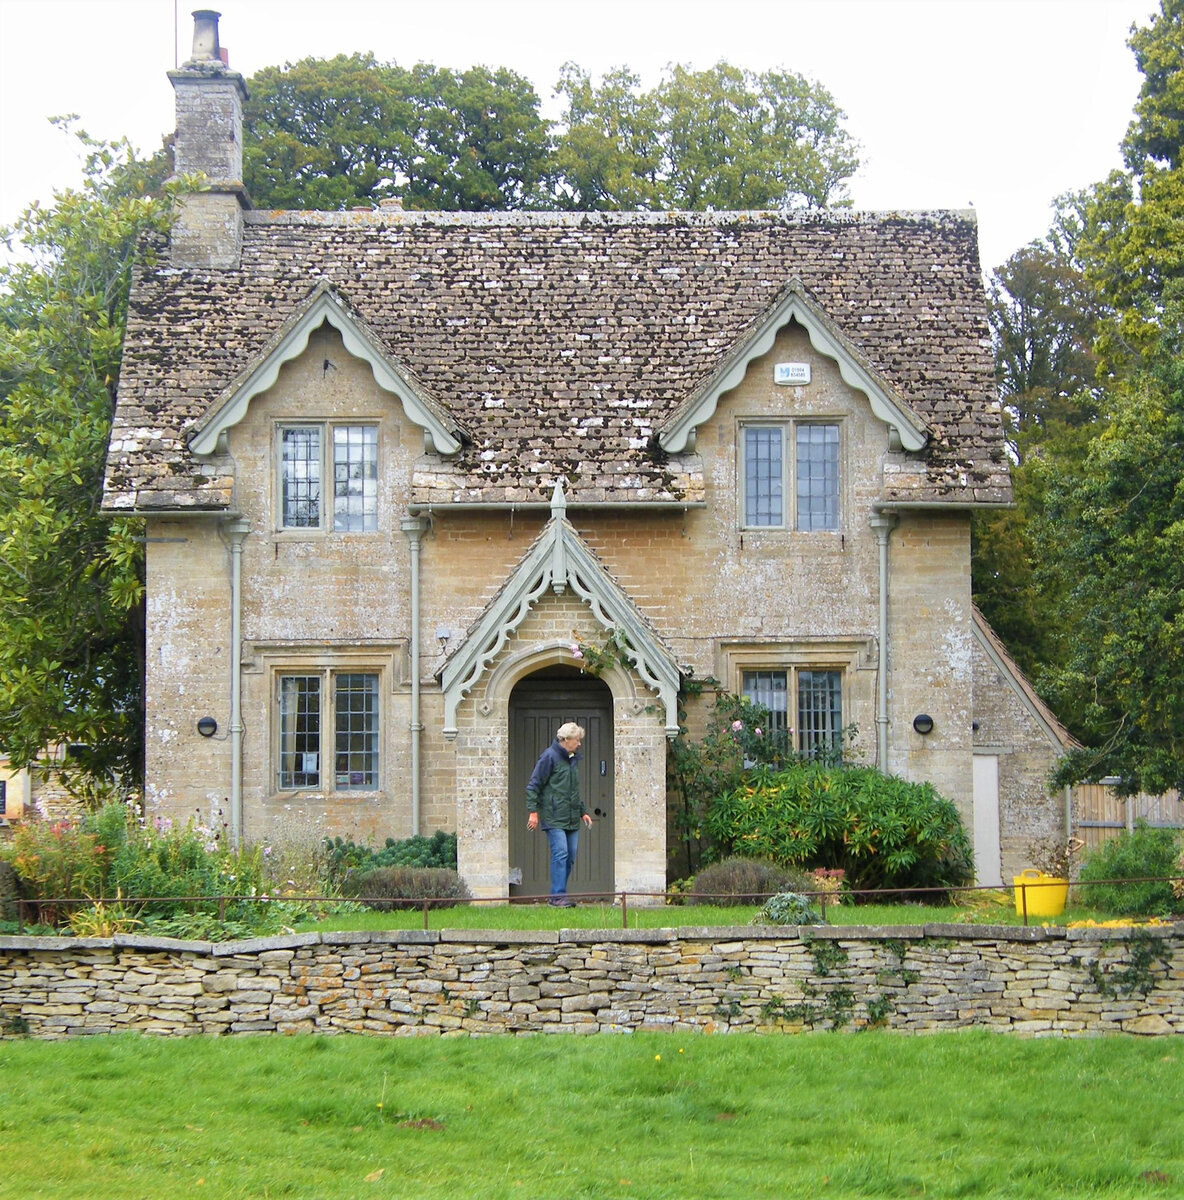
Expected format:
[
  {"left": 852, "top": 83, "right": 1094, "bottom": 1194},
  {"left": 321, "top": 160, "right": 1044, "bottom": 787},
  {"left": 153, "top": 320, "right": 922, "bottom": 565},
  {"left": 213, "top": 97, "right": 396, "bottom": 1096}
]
[
  {"left": 744, "top": 426, "right": 784, "bottom": 527},
  {"left": 278, "top": 674, "right": 321, "bottom": 788},
  {"left": 332, "top": 426, "right": 378, "bottom": 531},
  {"left": 796, "top": 424, "right": 839, "bottom": 531},
  {"left": 334, "top": 673, "right": 378, "bottom": 789},
  {"left": 281, "top": 427, "right": 321, "bottom": 528}
]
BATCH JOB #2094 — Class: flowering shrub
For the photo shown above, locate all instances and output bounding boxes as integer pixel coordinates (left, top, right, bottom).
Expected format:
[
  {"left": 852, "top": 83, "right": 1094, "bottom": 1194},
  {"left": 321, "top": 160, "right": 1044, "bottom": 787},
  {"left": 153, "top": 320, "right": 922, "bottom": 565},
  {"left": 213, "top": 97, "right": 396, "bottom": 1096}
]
[
  {"left": 6, "top": 819, "right": 110, "bottom": 924},
  {"left": 108, "top": 820, "right": 264, "bottom": 916},
  {"left": 0, "top": 802, "right": 266, "bottom": 926},
  {"left": 668, "top": 693, "right": 791, "bottom": 874},
  {"left": 810, "top": 868, "right": 847, "bottom": 906}
]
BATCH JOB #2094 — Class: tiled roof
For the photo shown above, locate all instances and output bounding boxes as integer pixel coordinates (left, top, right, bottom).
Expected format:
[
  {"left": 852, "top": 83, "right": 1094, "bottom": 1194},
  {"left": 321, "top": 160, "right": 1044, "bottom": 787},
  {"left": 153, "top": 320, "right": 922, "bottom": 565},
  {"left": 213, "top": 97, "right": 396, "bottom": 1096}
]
[{"left": 103, "top": 208, "right": 1010, "bottom": 511}]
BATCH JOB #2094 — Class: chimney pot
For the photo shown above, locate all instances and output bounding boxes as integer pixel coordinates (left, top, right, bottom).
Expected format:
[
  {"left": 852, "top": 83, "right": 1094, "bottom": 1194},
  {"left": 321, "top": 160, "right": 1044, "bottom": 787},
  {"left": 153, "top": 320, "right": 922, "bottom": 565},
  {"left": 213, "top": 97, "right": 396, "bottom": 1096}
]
[{"left": 190, "top": 10, "right": 222, "bottom": 63}]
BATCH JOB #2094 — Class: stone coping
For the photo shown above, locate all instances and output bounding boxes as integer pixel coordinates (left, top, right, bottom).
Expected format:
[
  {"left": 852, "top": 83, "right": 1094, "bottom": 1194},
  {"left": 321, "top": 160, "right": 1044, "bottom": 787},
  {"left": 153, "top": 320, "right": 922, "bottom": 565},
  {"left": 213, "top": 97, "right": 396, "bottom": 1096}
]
[{"left": 3, "top": 922, "right": 1178, "bottom": 954}]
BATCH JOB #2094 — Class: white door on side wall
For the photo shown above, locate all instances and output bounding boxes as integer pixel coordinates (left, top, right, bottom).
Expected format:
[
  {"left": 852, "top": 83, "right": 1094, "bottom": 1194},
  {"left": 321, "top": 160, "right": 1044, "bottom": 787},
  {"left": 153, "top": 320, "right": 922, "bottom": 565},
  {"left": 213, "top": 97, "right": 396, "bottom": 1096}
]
[{"left": 972, "top": 753, "right": 1003, "bottom": 887}]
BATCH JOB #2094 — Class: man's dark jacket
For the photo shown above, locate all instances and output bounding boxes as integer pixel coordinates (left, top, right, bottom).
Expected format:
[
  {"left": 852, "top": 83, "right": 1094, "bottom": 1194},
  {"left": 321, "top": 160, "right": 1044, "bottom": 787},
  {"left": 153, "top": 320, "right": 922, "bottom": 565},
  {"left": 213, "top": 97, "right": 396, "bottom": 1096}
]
[{"left": 526, "top": 740, "right": 585, "bottom": 829}]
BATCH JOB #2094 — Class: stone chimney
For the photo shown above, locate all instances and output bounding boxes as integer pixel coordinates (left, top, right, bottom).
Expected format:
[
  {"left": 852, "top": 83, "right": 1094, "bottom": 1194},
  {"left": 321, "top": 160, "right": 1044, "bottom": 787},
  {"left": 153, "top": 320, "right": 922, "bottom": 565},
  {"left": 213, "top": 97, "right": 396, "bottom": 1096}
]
[{"left": 167, "top": 10, "right": 250, "bottom": 268}]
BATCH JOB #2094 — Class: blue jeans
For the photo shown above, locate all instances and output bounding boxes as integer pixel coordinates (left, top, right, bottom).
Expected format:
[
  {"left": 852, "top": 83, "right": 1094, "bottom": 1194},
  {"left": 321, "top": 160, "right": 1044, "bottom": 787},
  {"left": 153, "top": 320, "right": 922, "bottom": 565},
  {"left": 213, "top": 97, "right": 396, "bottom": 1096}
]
[{"left": 543, "top": 826, "right": 579, "bottom": 897}]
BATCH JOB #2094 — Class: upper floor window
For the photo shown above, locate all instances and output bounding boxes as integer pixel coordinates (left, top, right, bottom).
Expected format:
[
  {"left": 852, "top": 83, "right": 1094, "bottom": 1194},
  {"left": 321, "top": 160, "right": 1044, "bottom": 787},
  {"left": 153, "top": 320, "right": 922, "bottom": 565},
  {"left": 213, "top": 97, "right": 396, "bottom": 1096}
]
[
  {"left": 742, "top": 422, "right": 839, "bottom": 531},
  {"left": 279, "top": 424, "right": 377, "bottom": 532}
]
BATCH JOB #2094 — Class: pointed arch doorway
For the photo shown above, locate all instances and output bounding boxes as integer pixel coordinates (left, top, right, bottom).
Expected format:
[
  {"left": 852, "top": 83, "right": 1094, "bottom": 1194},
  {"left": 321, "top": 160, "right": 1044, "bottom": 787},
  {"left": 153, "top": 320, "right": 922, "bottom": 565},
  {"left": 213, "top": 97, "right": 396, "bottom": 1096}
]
[{"left": 508, "top": 667, "right": 614, "bottom": 899}]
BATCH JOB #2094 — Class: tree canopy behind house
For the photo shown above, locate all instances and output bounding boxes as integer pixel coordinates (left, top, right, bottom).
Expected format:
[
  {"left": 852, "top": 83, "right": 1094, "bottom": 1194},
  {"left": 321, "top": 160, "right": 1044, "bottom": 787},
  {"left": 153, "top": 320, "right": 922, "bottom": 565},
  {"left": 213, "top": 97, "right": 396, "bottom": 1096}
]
[
  {"left": 243, "top": 56, "right": 553, "bottom": 211},
  {"left": 242, "top": 55, "right": 860, "bottom": 211},
  {"left": 972, "top": 0, "right": 1184, "bottom": 794}
]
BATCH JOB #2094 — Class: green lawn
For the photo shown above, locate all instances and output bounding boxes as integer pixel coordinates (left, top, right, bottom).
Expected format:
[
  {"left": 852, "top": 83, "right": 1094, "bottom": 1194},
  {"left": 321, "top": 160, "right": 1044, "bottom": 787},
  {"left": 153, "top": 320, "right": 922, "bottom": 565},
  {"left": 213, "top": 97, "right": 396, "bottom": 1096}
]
[
  {"left": 293, "top": 895, "right": 1115, "bottom": 934},
  {"left": 1, "top": 1031, "right": 1179, "bottom": 1199}
]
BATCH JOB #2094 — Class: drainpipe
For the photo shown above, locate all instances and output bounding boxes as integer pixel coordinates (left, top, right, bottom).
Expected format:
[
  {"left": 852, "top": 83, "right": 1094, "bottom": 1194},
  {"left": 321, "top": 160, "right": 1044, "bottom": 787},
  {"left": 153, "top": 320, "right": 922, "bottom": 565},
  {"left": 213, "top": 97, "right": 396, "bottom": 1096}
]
[
  {"left": 868, "top": 512, "right": 898, "bottom": 772},
  {"left": 221, "top": 518, "right": 249, "bottom": 848},
  {"left": 402, "top": 516, "right": 429, "bottom": 837}
]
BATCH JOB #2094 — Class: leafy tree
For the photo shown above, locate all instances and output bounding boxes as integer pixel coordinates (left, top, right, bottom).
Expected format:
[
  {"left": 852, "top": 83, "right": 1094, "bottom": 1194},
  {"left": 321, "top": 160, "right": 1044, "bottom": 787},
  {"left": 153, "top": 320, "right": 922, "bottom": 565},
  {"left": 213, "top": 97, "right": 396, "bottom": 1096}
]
[
  {"left": 658, "top": 63, "right": 858, "bottom": 209},
  {"left": 1029, "top": 1, "right": 1184, "bottom": 792},
  {"left": 555, "top": 61, "right": 858, "bottom": 210},
  {"left": 986, "top": 197, "right": 1100, "bottom": 459},
  {"left": 975, "top": 2, "right": 1184, "bottom": 796},
  {"left": 0, "top": 125, "right": 174, "bottom": 789},
  {"left": 973, "top": 197, "right": 1101, "bottom": 677},
  {"left": 551, "top": 64, "right": 665, "bottom": 210},
  {"left": 243, "top": 54, "right": 552, "bottom": 210},
  {"left": 1039, "top": 329, "right": 1184, "bottom": 794},
  {"left": 1079, "top": 0, "right": 1184, "bottom": 375},
  {"left": 242, "top": 54, "right": 859, "bottom": 213},
  {"left": 1123, "top": 0, "right": 1184, "bottom": 173}
]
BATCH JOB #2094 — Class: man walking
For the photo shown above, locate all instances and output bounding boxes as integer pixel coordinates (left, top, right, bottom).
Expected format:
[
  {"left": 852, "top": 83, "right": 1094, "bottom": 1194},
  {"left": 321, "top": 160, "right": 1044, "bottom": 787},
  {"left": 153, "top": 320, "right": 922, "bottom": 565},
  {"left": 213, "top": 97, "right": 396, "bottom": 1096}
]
[{"left": 526, "top": 722, "right": 592, "bottom": 906}]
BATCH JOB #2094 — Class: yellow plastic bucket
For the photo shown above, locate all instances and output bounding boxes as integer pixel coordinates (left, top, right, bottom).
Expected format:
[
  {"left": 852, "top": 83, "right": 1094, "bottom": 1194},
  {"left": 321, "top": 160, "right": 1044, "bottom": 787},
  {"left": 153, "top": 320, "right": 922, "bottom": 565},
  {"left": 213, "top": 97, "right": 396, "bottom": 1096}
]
[{"left": 1013, "top": 869, "right": 1069, "bottom": 917}]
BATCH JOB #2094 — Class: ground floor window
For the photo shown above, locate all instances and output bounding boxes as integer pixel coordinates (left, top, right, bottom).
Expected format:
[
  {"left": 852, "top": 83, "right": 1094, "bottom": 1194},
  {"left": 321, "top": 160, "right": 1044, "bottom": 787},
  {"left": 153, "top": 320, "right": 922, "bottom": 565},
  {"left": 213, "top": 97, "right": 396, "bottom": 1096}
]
[
  {"left": 278, "top": 671, "right": 379, "bottom": 791},
  {"left": 742, "top": 667, "right": 843, "bottom": 757}
]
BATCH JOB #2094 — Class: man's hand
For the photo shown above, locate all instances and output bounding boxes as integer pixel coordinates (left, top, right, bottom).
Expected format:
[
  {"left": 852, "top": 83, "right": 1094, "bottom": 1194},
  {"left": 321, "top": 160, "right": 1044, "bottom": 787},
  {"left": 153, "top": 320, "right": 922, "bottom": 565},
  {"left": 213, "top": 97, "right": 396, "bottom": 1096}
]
[
  {"left": 527, "top": 812, "right": 538, "bottom": 831},
  {"left": 582, "top": 813, "right": 593, "bottom": 827}
]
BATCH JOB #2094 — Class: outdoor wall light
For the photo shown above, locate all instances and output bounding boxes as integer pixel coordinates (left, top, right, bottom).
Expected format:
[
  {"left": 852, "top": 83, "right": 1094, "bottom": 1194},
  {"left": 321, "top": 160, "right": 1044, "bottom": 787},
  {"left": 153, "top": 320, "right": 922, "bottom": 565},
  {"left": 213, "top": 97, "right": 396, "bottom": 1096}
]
[
  {"left": 435, "top": 627, "right": 452, "bottom": 652},
  {"left": 196, "top": 716, "right": 218, "bottom": 738},
  {"left": 912, "top": 714, "right": 934, "bottom": 736}
]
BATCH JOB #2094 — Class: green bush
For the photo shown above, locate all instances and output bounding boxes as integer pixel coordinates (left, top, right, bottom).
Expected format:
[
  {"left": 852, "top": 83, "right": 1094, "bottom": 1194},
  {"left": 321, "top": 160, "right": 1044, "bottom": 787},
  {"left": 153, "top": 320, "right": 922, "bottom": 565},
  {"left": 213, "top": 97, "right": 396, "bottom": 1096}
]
[
  {"left": 1077, "top": 824, "right": 1183, "bottom": 916},
  {"left": 752, "top": 892, "right": 825, "bottom": 926},
  {"left": 324, "top": 830, "right": 458, "bottom": 886},
  {"left": 3, "top": 818, "right": 110, "bottom": 923},
  {"left": 341, "top": 866, "right": 470, "bottom": 911},
  {"left": 0, "top": 803, "right": 267, "bottom": 926},
  {"left": 689, "top": 857, "right": 811, "bottom": 905},
  {"left": 704, "top": 762, "right": 973, "bottom": 894}
]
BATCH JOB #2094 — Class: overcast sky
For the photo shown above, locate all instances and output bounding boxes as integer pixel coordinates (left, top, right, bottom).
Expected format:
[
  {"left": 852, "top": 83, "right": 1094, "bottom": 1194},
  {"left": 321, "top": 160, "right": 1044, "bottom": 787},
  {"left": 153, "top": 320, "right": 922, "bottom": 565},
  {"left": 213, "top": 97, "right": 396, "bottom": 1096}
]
[{"left": 0, "top": 0, "right": 1156, "bottom": 271}]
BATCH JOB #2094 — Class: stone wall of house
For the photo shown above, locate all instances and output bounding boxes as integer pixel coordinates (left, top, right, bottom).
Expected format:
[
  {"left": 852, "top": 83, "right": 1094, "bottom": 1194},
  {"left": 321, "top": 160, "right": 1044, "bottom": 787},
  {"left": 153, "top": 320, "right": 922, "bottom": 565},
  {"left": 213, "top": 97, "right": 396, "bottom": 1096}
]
[
  {"left": 141, "top": 320, "right": 981, "bottom": 885},
  {"left": 971, "top": 636, "right": 1066, "bottom": 880},
  {"left": 3, "top": 924, "right": 1181, "bottom": 1040},
  {"left": 887, "top": 512, "right": 975, "bottom": 814}
]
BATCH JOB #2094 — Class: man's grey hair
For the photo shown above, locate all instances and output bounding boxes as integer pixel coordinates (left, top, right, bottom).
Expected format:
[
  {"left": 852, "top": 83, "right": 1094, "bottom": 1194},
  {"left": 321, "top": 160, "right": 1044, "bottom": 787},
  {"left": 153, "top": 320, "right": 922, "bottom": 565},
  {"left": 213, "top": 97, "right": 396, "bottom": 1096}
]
[{"left": 556, "top": 722, "right": 585, "bottom": 741}]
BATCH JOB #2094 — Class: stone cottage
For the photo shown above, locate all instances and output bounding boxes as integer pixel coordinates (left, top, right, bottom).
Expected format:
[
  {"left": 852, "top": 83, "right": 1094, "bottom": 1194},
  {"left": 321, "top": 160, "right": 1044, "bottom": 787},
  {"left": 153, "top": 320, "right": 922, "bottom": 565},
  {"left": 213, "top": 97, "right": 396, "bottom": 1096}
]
[{"left": 102, "top": 11, "right": 1070, "bottom": 898}]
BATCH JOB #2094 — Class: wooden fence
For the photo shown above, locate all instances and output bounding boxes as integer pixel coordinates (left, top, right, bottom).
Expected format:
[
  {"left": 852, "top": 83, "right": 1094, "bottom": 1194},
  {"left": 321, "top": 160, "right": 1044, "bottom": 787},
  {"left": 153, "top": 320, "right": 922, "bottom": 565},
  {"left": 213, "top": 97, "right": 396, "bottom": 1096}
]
[{"left": 1075, "top": 782, "right": 1184, "bottom": 852}]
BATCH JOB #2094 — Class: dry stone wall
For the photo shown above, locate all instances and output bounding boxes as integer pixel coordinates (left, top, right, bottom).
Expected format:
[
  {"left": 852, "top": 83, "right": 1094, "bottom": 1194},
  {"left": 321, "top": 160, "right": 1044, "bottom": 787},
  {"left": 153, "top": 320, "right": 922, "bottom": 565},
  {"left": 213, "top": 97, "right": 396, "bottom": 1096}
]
[{"left": 3, "top": 925, "right": 1181, "bottom": 1041}]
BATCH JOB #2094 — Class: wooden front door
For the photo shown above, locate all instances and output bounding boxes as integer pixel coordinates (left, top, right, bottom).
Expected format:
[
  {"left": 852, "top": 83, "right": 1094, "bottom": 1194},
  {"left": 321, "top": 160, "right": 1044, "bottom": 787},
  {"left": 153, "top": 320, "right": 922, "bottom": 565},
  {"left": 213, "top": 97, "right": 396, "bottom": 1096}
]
[{"left": 508, "top": 668, "right": 614, "bottom": 899}]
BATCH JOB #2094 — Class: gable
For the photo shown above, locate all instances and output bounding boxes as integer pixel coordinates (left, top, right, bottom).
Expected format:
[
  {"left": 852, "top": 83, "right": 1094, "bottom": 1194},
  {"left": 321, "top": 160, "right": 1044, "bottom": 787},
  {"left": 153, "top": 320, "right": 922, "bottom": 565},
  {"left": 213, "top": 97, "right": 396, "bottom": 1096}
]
[
  {"left": 657, "top": 280, "right": 928, "bottom": 455},
  {"left": 187, "top": 284, "right": 464, "bottom": 458},
  {"left": 972, "top": 607, "right": 1074, "bottom": 752},
  {"left": 440, "top": 485, "right": 681, "bottom": 738}
]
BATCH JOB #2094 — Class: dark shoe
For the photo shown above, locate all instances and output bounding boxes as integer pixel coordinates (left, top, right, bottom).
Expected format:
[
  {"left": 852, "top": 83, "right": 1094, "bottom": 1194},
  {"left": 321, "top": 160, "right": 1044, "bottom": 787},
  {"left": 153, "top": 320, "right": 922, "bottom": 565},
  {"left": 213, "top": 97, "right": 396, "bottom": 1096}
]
[{"left": 548, "top": 897, "right": 575, "bottom": 908}]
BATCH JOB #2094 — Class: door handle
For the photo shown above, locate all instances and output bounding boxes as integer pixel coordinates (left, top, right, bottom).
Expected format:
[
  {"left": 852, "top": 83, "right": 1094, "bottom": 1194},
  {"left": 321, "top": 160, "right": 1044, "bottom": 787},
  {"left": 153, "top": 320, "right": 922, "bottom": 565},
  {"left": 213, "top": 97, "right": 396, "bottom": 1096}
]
[{"left": 600, "top": 760, "right": 607, "bottom": 776}]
